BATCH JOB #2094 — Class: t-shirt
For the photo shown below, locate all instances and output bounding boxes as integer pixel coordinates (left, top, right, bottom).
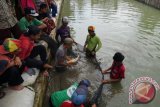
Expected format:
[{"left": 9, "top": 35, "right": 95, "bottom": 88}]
[
  {"left": 110, "top": 62, "right": 125, "bottom": 79},
  {"left": 55, "top": 44, "right": 67, "bottom": 66},
  {"left": 85, "top": 35, "right": 102, "bottom": 52},
  {"left": 60, "top": 100, "right": 84, "bottom": 107},
  {"left": 56, "top": 26, "right": 70, "bottom": 43},
  {"left": 18, "top": 17, "right": 43, "bottom": 31}
]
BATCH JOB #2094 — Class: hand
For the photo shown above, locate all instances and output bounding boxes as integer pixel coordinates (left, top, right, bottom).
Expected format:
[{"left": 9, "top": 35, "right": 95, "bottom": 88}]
[
  {"left": 102, "top": 70, "right": 106, "bottom": 74},
  {"left": 102, "top": 80, "right": 110, "bottom": 84},
  {"left": 14, "top": 57, "right": 22, "bottom": 67},
  {"left": 43, "top": 71, "right": 49, "bottom": 77},
  {"left": 7, "top": 60, "right": 15, "bottom": 68}
]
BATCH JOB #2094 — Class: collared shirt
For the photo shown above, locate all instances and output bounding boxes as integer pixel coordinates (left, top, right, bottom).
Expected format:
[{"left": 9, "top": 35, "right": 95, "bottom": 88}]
[
  {"left": 85, "top": 34, "right": 102, "bottom": 52},
  {"left": 0, "top": 0, "right": 17, "bottom": 29}
]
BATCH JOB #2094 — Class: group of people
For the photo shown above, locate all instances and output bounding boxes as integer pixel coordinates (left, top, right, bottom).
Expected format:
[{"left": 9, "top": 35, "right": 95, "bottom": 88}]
[
  {"left": 0, "top": 0, "right": 57, "bottom": 98},
  {"left": 0, "top": 0, "right": 126, "bottom": 106}
]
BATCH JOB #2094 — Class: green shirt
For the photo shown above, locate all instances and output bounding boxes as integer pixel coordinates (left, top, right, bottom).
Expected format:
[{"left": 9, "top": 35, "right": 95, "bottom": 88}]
[
  {"left": 85, "top": 34, "right": 102, "bottom": 52},
  {"left": 18, "top": 17, "right": 43, "bottom": 31}
]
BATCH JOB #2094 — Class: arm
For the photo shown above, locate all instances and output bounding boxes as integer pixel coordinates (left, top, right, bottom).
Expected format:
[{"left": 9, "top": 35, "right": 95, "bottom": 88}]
[
  {"left": 83, "top": 35, "right": 89, "bottom": 51},
  {"left": 34, "top": 19, "right": 47, "bottom": 30},
  {"left": 102, "top": 66, "right": 112, "bottom": 74},
  {"left": 95, "top": 37, "right": 102, "bottom": 52}
]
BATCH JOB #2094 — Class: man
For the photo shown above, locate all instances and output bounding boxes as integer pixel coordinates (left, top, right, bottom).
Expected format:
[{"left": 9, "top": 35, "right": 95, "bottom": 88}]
[
  {"left": 55, "top": 38, "right": 79, "bottom": 72},
  {"left": 0, "top": 38, "right": 24, "bottom": 93},
  {"left": 56, "top": 16, "right": 75, "bottom": 45},
  {"left": 18, "top": 7, "right": 47, "bottom": 32},
  {"left": 83, "top": 26, "right": 102, "bottom": 58},
  {"left": 0, "top": 0, "right": 21, "bottom": 44},
  {"left": 102, "top": 52, "right": 125, "bottom": 84}
]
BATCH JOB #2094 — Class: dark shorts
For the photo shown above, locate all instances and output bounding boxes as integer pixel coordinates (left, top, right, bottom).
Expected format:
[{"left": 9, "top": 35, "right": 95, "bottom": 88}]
[{"left": 86, "top": 49, "right": 96, "bottom": 58}]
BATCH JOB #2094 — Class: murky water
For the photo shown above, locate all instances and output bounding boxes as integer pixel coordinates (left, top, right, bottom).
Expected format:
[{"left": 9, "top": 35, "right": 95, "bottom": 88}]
[{"left": 44, "top": 0, "right": 160, "bottom": 107}]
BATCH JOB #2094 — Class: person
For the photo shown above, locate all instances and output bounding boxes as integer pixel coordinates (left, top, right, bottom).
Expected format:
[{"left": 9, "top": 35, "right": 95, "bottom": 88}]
[
  {"left": 18, "top": 25, "right": 52, "bottom": 75},
  {"left": 55, "top": 16, "right": 75, "bottom": 45},
  {"left": 18, "top": 7, "right": 58, "bottom": 58},
  {"left": 0, "top": 0, "right": 22, "bottom": 44},
  {"left": 55, "top": 38, "right": 79, "bottom": 72},
  {"left": 0, "top": 38, "right": 24, "bottom": 93},
  {"left": 83, "top": 26, "right": 102, "bottom": 58},
  {"left": 37, "top": 3, "right": 55, "bottom": 34},
  {"left": 50, "top": 79, "right": 90, "bottom": 107},
  {"left": 48, "top": 0, "right": 57, "bottom": 17},
  {"left": 102, "top": 52, "right": 125, "bottom": 84},
  {"left": 18, "top": 7, "right": 47, "bottom": 32}
]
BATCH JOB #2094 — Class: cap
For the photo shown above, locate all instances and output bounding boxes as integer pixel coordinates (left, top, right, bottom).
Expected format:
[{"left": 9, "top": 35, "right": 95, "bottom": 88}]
[
  {"left": 64, "top": 38, "right": 73, "bottom": 45},
  {"left": 0, "top": 38, "right": 21, "bottom": 54},
  {"left": 88, "top": 26, "right": 95, "bottom": 32},
  {"left": 113, "top": 52, "right": 125, "bottom": 62},
  {"left": 79, "top": 79, "right": 91, "bottom": 87},
  {"left": 24, "top": 7, "right": 39, "bottom": 17},
  {"left": 62, "top": 16, "right": 69, "bottom": 23}
]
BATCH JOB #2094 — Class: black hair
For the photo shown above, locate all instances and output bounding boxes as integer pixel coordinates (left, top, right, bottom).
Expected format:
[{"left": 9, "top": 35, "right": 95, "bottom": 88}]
[
  {"left": 24, "top": 25, "right": 41, "bottom": 36},
  {"left": 40, "top": 3, "right": 47, "bottom": 10},
  {"left": 113, "top": 52, "right": 125, "bottom": 62}
]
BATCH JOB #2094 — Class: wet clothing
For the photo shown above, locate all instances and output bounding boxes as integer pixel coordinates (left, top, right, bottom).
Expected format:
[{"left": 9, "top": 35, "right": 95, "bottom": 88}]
[
  {"left": 18, "top": 17, "right": 43, "bottom": 32},
  {"left": 56, "top": 26, "right": 71, "bottom": 44},
  {"left": 55, "top": 44, "right": 67, "bottom": 67},
  {"left": 110, "top": 62, "right": 125, "bottom": 79},
  {"left": 50, "top": 83, "right": 78, "bottom": 107},
  {"left": 85, "top": 34, "right": 102, "bottom": 52},
  {"left": 61, "top": 100, "right": 84, "bottom": 107}
]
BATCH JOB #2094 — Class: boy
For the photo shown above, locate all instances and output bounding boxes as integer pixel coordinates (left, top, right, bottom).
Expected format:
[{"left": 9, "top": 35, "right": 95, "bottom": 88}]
[{"left": 102, "top": 52, "right": 125, "bottom": 84}]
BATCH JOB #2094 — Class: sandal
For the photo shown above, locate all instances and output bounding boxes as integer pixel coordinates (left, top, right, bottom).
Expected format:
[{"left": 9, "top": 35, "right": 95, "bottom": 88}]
[{"left": 0, "top": 91, "right": 5, "bottom": 99}]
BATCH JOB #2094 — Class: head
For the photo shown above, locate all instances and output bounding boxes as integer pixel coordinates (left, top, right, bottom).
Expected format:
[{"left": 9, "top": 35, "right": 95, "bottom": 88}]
[
  {"left": 63, "top": 38, "right": 73, "bottom": 48},
  {"left": 79, "top": 79, "right": 91, "bottom": 87},
  {"left": 24, "top": 7, "right": 39, "bottom": 21},
  {"left": 71, "top": 79, "right": 91, "bottom": 106},
  {"left": 0, "top": 38, "right": 21, "bottom": 55},
  {"left": 39, "top": 3, "right": 48, "bottom": 13},
  {"left": 62, "top": 16, "right": 69, "bottom": 26},
  {"left": 113, "top": 52, "right": 125, "bottom": 64},
  {"left": 88, "top": 26, "right": 95, "bottom": 36},
  {"left": 24, "top": 25, "right": 41, "bottom": 41}
]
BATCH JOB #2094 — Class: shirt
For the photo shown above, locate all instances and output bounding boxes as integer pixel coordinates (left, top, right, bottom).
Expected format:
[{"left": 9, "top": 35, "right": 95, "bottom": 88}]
[
  {"left": 110, "top": 62, "right": 125, "bottom": 79},
  {"left": 18, "top": 34, "right": 34, "bottom": 60},
  {"left": 18, "top": 17, "right": 43, "bottom": 31},
  {"left": 56, "top": 26, "right": 70, "bottom": 43},
  {"left": 0, "top": 0, "right": 17, "bottom": 29},
  {"left": 55, "top": 44, "right": 67, "bottom": 66},
  {"left": 61, "top": 100, "right": 84, "bottom": 107},
  {"left": 85, "top": 35, "right": 102, "bottom": 52}
]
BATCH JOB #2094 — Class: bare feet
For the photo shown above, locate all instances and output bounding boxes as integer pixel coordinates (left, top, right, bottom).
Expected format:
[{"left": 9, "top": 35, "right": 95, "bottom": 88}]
[
  {"left": 43, "top": 64, "right": 53, "bottom": 69},
  {"left": 9, "top": 85, "right": 24, "bottom": 91}
]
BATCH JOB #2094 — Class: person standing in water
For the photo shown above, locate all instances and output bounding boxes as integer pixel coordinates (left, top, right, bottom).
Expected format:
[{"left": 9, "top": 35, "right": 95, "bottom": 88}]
[
  {"left": 102, "top": 52, "right": 125, "bottom": 84},
  {"left": 83, "top": 26, "right": 102, "bottom": 58}
]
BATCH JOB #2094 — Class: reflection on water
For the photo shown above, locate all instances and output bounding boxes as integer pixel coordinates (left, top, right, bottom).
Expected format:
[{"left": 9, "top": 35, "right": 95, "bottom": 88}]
[{"left": 45, "top": 0, "right": 160, "bottom": 107}]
